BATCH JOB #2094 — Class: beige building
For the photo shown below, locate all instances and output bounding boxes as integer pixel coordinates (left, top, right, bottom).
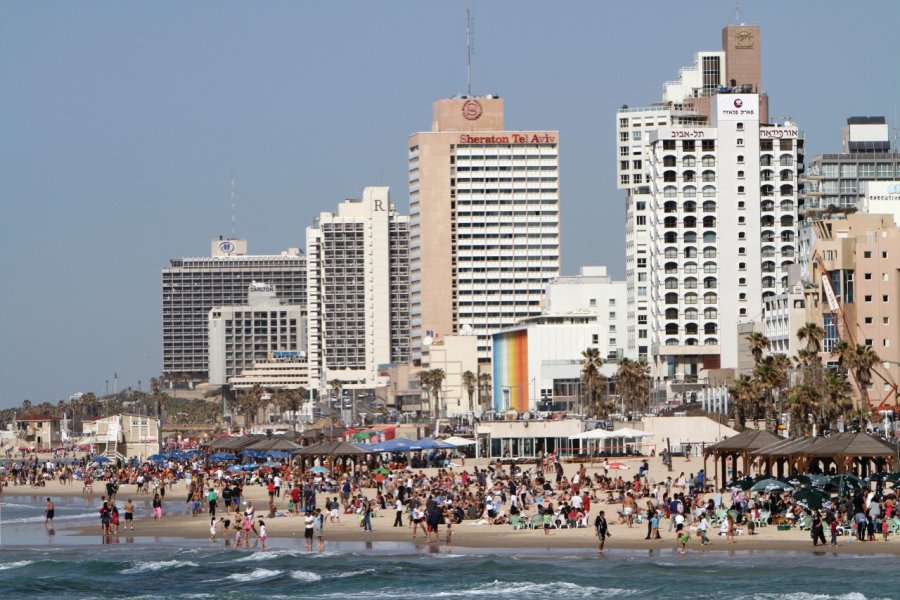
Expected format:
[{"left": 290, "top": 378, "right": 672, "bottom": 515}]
[
  {"left": 409, "top": 96, "right": 561, "bottom": 361},
  {"left": 420, "top": 335, "right": 479, "bottom": 418},
  {"left": 800, "top": 213, "right": 900, "bottom": 410},
  {"left": 15, "top": 415, "right": 62, "bottom": 450},
  {"left": 84, "top": 414, "right": 161, "bottom": 461}
]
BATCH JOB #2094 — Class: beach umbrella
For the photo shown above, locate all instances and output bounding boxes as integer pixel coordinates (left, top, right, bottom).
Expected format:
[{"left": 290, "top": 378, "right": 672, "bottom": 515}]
[
  {"left": 310, "top": 466, "right": 328, "bottom": 474},
  {"left": 797, "top": 474, "right": 830, "bottom": 488},
  {"left": 373, "top": 466, "right": 391, "bottom": 475},
  {"left": 751, "top": 478, "right": 794, "bottom": 493},
  {"left": 867, "top": 472, "right": 900, "bottom": 484},
  {"left": 92, "top": 456, "right": 111, "bottom": 464},
  {"left": 825, "top": 474, "right": 865, "bottom": 494},
  {"left": 728, "top": 476, "right": 755, "bottom": 491},
  {"left": 792, "top": 488, "right": 830, "bottom": 510},
  {"left": 607, "top": 462, "right": 630, "bottom": 470},
  {"left": 147, "top": 455, "right": 166, "bottom": 463},
  {"left": 227, "top": 465, "right": 244, "bottom": 473}
]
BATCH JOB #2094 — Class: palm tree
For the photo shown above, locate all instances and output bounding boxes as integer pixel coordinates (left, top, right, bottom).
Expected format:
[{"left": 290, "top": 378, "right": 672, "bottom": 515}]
[
  {"left": 429, "top": 369, "right": 446, "bottom": 418},
  {"left": 616, "top": 358, "right": 650, "bottom": 416},
  {"left": 754, "top": 354, "right": 789, "bottom": 432},
  {"left": 242, "top": 384, "right": 264, "bottom": 427},
  {"left": 580, "top": 348, "right": 609, "bottom": 417},
  {"left": 728, "top": 375, "right": 755, "bottom": 431},
  {"left": 746, "top": 332, "right": 770, "bottom": 366},
  {"left": 275, "top": 388, "right": 305, "bottom": 427},
  {"left": 820, "top": 369, "right": 853, "bottom": 433},
  {"left": 786, "top": 384, "right": 818, "bottom": 436},
  {"left": 478, "top": 372, "right": 492, "bottom": 412},
  {"left": 462, "top": 370, "right": 477, "bottom": 414},
  {"left": 845, "top": 344, "right": 880, "bottom": 411},
  {"left": 796, "top": 323, "right": 825, "bottom": 354},
  {"left": 417, "top": 369, "right": 433, "bottom": 417}
]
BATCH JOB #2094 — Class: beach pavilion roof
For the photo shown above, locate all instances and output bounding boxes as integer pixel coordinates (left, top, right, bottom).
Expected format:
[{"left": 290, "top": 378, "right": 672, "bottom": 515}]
[
  {"left": 206, "top": 434, "right": 265, "bottom": 451},
  {"left": 292, "top": 440, "right": 368, "bottom": 456},
  {"left": 703, "top": 429, "right": 781, "bottom": 455},
  {"left": 802, "top": 432, "right": 897, "bottom": 458},
  {"left": 244, "top": 436, "right": 302, "bottom": 452}
]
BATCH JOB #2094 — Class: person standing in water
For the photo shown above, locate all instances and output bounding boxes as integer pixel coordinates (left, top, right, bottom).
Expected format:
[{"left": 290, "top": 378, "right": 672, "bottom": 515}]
[
  {"left": 44, "top": 498, "right": 55, "bottom": 528},
  {"left": 594, "top": 510, "right": 609, "bottom": 554}
]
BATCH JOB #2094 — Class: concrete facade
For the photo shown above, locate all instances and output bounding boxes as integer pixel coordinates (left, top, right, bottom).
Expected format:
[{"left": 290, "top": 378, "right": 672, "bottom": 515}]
[
  {"left": 162, "top": 241, "right": 306, "bottom": 376},
  {"left": 420, "top": 335, "right": 479, "bottom": 418},
  {"left": 305, "top": 188, "right": 409, "bottom": 392},
  {"left": 409, "top": 96, "right": 560, "bottom": 361}
]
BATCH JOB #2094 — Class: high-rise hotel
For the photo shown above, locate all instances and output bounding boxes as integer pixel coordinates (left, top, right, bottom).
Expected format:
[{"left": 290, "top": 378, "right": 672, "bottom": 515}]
[
  {"left": 409, "top": 96, "right": 561, "bottom": 361},
  {"left": 616, "top": 25, "right": 802, "bottom": 385},
  {"left": 305, "top": 187, "right": 410, "bottom": 392}
]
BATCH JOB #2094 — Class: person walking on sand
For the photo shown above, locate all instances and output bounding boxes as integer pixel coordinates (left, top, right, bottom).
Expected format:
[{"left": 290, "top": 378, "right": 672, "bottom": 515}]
[
  {"left": 726, "top": 514, "right": 736, "bottom": 544},
  {"left": 698, "top": 512, "right": 710, "bottom": 546},
  {"left": 594, "top": 510, "right": 610, "bottom": 554},
  {"left": 678, "top": 528, "right": 691, "bottom": 555},
  {"left": 152, "top": 492, "right": 163, "bottom": 520},
  {"left": 44, "top": 498, "right": 54, "bottom": 528},
  {"left": 623, "top": 492, "right": 637, "bottom": 528},
  {"left": 811, "top": 510, "right": 827, "bottom": 547}
]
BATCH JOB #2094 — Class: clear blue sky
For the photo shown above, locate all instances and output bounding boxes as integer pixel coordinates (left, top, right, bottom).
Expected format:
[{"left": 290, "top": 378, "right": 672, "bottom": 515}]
[{"left": 2, "top": 1, "right": 899, "bottom": 407}]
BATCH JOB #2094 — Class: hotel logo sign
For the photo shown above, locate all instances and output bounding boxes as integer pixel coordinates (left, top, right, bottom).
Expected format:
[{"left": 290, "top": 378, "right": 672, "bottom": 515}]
[
  {"left": 735, "top": 29, "right": 754, "bottom": 49},
  {"left": 461, "top": 99, "right": 483, "bottom": 121}
]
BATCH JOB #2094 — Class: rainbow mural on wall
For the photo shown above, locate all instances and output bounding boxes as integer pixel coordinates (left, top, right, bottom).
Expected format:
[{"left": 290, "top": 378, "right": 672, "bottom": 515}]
[{"left": 492, "top": 329, "right": 528, "bottom": 412}]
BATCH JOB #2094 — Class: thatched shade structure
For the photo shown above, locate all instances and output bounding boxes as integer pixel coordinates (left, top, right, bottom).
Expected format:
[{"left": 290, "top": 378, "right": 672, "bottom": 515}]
[{"left": 702, "top": 429, "right": 782, "bottom": 487}]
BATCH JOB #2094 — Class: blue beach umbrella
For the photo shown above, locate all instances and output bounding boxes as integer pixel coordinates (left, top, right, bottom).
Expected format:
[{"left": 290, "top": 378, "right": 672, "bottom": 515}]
[
  {"left": 92, "top": 456, "right": 111, "bottom": 464},
  {"left": 147, "top": 455, "right": 166, "bottom": 463},
  {"left": 310, "top": 466, "right": 328, "bottom": 474},
  {"left": 227, "top": 465, "right": 244, "bottom": 473}
]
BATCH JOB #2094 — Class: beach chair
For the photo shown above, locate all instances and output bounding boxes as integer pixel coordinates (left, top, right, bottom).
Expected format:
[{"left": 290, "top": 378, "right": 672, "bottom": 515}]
[
  {"left": 797, "top": 515, "right": 812, "bottom": 530},
  {"left": 753, "top": 510, "right": 770, "bottom": 528},
  {"left": 509, "top": 515, "right": 523, "bottom": 530},
  {"left": 712, "top": 509, "right": 727, "bottom": 526},
  {"left": 889, "top": 518, "right": 900, "bottom": 536},
  {"left": 531, "top": 514, "right": 543, "bottom": 530}
]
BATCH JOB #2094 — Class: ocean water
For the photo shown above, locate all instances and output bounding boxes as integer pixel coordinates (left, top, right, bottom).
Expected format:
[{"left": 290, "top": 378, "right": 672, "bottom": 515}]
[{"left": 0, "top": 496, "right": 898, "bottom": 600}]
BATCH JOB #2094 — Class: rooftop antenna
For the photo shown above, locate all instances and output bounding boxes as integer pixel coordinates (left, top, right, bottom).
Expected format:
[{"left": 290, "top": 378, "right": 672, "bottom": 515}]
[
  {"left": 466, "top": 4, "right": 474, "bottom": 96},
  {"left": 230, "top": 172, "right": 236, "bottom": 237},
  {"left": 736, "top": 0, "right": 743, "bottom": 24}
]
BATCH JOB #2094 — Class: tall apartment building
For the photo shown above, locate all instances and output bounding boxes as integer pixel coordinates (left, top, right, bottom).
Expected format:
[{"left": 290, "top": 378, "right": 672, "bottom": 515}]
[
  {"left": 208, "top": 282, "right": 306, "bottom": 386},
  {"left": 617, "top": 25, "right": 768, "bottom": 365},
  {"left": 162, "top": 239, "right": 306, "bottom": 376},
  {"left": 802, "top": 117, "right": 900, "bottom": 213},
  {"left": 409, "top": 96, "right": 561, "bottom": 361},
  {"left": 617, "top": 24, "right": 803, "bottom": 387},
  {"left": 305, "top": 187, "right": 409, "bottom": 392}
]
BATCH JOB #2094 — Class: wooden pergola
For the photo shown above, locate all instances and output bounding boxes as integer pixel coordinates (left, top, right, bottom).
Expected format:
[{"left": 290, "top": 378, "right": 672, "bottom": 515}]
[
  {"left": 292, "top": 440, "right": 369, "bottom": 474},
  {"left": 702, "top": 429, "right": 782, "bottom": 488},
  {"left": 787, "top": 433, "right": 896, "bottom": 476}
]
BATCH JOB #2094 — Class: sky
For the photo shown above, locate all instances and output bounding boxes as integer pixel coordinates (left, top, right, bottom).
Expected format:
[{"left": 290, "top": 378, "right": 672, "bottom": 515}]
[{"left": 2, "top": 1, "right": 899, "bottom": 407}]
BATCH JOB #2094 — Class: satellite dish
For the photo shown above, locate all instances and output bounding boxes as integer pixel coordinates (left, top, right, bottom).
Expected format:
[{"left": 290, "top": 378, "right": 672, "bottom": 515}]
[
  {"left": 423, "top": 336, "right": 433, "bottom": 347},
  {"left": 460, "top": 324, "right": 474, "bottom": 336}
]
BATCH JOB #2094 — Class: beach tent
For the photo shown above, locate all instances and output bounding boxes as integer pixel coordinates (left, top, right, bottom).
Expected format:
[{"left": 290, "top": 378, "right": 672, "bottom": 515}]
[
  {"left": 444, "top": 436, "right": 477, "bottom": 447},
  {"left": 410, "top": 437, "right": 455, "bottom": 450},
  {"left": 606, "top": 427, "right": 654, "bottom": 438}
]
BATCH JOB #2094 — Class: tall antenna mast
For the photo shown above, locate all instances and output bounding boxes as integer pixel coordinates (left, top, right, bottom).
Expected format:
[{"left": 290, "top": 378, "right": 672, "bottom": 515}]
[
  {"left": 230, "top": 172, "right": 236, "bottom": 237},
  {"left": 466, "top": 6, "right": 474, "bottom": 96},
  {"left": 736, "top": 0, "right": 743, "bottom": 23}
]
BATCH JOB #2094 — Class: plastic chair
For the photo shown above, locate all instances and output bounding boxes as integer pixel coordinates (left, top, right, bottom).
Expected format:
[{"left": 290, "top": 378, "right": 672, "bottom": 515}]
[
  {"left": 509, "top": 515, "right": 522, "bottom": 530},
  {"left": 531, "top": 514, "right": 543, "bottom": 529},
  {"left": 753, "top": 510, "right": 770, "bottom": 528}
]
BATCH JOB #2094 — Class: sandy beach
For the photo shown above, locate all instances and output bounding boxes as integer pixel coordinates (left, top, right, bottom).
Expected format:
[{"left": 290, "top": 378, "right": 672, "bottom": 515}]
[{"left": 13, "top": 454, "right": 895, "bottom": 556}]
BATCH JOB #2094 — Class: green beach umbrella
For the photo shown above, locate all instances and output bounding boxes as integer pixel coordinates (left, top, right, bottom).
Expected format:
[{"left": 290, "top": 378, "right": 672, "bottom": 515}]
[
  {"left": 798, "top": 474, "right": 830, "bottom": 488},
  {"left": 792, "top": 488, "right": 830, "bottom": 510},
  {"left": 751, "top": 478, "right": 794, "bottom": 493},
  {"left": 373, "top": 466, "right": 390, "bottom": 475}
]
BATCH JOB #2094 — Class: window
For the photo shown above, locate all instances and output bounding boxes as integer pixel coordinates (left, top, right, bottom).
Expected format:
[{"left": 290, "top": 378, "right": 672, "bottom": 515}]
[
  {"left": 592, "top": 334, "right": 599, "bottom": 344},
  {"left": 884, "top": 273, "right": 890, "bottom": 282},
  {"left": 609, "top": 312, "right": 616, "bottom": 319},
  {"left": 883, "top": 251, "right": 889, "bottom": 259},
  {"left": 737, "top": 155, "right": 744, "bottom": 163},
  {"left": 637, "top": 257, "right": 647, "bottom": 268},
  {"left": 737, "top": 170, "right": 745, "bottom": 178},
  {"left": 632, "top": 160, "right": 642, "bottom": 169},
  {"left": 702, "top": 140, "right": 715, "bottom": 151},
  {"left": 620, "top": 132, "right": 629, "bottom": 142},
  {"left": 632, "top": 131, "right": 642, "bottom": 141},
  {"left": 864, "top": 295, "right": 873, "bottom": 302},
  {"left": 638, "top": 315, "right": 647, "bottom": 325},
  {"left": 865, "top": 273, "right": 872, "bottom": 280},
  {"left": 589, "top": 298, "right": 597, "bottom": 307},
  {"left": 638, "top": 286, "right": 647, "bottom": 297},
  {"left": 883, "top": 295, "right": 890, "bottom": 303},
  {"left": 608, "top": 298, "right": 616, "bottom": 306},
  {"left": 738, "top": 186, "right": 745, "bottom": 194},
  {"left": 840, "top": 163, "right": 857, "bottom": 178},
  {"left": 620, "top": 175, "right": 629, "bottom": 185},
  {"left": 865, "top": 317, "right": 873, "bottom": 324},
  {"left": 736, "top": 138, "right": 744, "bottom": 146},
  {"left": 736, "top": 122, "right": 744, "bottom": 131},
  {"left": 884, "top": 317, "right": 890, "bottom": 325},
  {"left": 620, "top": 161, "right": 629, "bottom": 170},
  {"left": 619, "top": 118, "right": 628, "bottom": 127},
  {"left": 636, "top": 215, "right": 646, "bottom": 225},
  {"left": 663, "top": 140, "right": 676, "bottom": 150},
  {"left": 620, "top": 146, "right": 629, "bottom": 156},
  {"left": 863, "top": 251, "right": 871, "bottom": 258}
]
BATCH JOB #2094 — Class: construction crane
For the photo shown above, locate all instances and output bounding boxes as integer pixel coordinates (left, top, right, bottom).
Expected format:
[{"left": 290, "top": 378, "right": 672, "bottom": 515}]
[{"left": 812, "top": 251, "right": 898, "bottom": 416}]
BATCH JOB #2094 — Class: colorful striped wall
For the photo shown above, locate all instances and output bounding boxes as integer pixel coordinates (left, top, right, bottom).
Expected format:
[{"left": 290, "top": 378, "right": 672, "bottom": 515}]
[{"left": 492, "top": 329, "right": 528, "bottom": 412}]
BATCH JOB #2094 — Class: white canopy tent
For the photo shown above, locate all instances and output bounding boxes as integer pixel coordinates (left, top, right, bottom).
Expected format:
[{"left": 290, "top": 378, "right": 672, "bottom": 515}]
[
  {"left": 568, "top": 427, "right": 654, "bottom": 456},
  {"left": 443, "top": 436, "right": 477, "bottom": 447}
]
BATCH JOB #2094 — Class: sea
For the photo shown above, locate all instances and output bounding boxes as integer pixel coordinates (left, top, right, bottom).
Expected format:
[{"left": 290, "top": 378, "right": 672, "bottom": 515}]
[{"left": 0, "top": 495, "right": 897, "bottom": 600}]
